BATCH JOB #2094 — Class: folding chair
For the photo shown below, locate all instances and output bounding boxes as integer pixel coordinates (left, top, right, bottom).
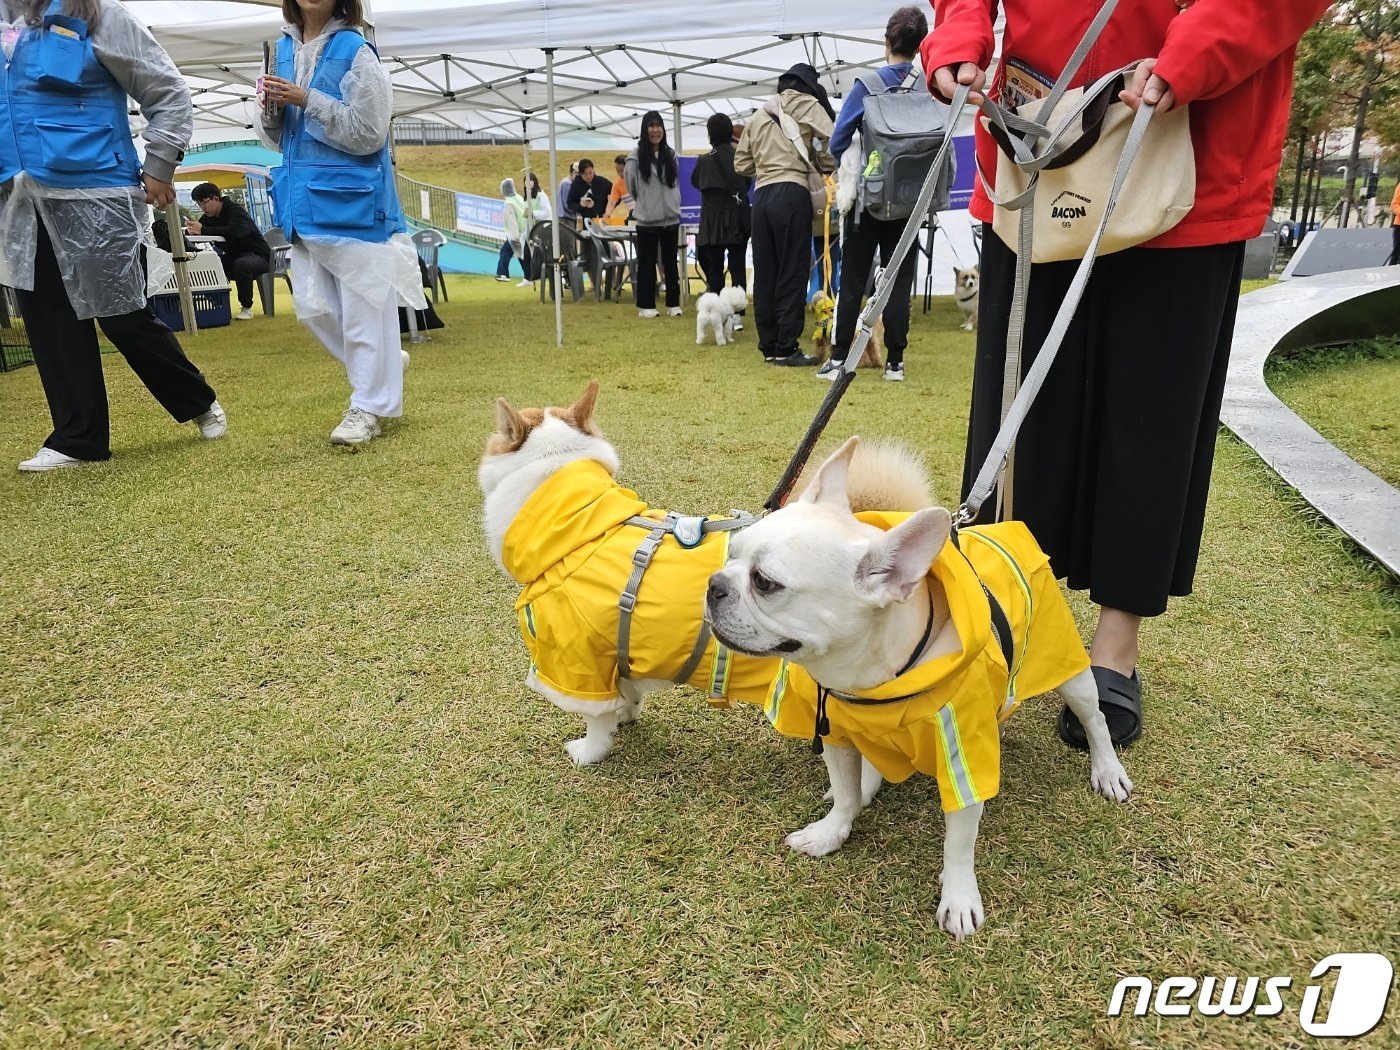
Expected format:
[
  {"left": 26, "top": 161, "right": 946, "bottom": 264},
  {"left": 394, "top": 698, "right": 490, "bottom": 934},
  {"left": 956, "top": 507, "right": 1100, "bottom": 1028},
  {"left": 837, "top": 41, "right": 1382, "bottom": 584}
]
[{"left": 255, "top": 226, "right": 294, "bottom": 318}]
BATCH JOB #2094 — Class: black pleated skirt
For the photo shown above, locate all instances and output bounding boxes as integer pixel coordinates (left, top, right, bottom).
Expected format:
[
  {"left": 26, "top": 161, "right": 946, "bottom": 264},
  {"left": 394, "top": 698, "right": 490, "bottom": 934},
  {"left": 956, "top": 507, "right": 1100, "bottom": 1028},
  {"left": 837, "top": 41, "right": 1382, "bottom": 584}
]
[{"left": 961, "top": 225, "right": 1246, "bottom": 617}]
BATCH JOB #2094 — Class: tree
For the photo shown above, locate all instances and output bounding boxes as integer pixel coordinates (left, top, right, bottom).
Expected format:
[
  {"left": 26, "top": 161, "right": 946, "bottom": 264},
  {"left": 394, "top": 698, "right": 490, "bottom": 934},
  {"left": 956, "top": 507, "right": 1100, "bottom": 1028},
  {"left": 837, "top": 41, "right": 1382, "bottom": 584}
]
[
  {"left": 1329, "top": 0, "right": 1400, "bottom": 226},
  {"left": 1285, "top": 23, "right": 1352, "bottom": 223}
]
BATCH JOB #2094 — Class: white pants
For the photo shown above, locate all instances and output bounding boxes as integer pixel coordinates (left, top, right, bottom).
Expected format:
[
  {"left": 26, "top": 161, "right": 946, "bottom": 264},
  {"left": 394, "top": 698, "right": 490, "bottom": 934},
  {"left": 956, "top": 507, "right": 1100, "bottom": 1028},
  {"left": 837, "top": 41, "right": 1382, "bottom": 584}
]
[{"left": 295, "top": 249, "right": 404, "bottom": 418}]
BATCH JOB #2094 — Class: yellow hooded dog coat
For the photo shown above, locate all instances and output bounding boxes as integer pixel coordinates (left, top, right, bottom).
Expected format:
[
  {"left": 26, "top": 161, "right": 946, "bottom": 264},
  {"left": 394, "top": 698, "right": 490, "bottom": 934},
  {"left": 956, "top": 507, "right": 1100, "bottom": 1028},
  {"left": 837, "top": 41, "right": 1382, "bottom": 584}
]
[
  {"left": 502, "top": 460, "right": 780, "bottom": 707},
  {"left": 764, "top": 514, "right": 1089, "bottom": 812}
]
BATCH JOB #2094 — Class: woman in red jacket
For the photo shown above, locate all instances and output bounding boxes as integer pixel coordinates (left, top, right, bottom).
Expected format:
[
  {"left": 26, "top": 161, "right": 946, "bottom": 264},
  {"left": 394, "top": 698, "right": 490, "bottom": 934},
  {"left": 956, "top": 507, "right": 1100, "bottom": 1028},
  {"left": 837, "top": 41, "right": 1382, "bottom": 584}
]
[{"left": 922, "top": 0, "right": 1331, "bottom": 748}]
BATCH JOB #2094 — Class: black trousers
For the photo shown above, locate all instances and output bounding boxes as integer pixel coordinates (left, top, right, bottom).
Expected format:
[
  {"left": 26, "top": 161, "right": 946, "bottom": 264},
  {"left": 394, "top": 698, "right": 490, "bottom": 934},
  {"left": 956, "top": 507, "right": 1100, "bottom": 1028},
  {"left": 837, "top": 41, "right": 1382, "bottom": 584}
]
[
  {"left": 831, "top": 209, "right": 919, "bottom": 367},
  {"left": 17, "top": 222, "right": 216, "bottom": 462},
  {"left": 635, "top": 224, "right": 680, "bottom": 310},
  {"left": 697, "top": 241, "right": 748, "bottom": 294},
  {"left": 962, "top": 225, "right": 1245, "bottom": 617},
  {"left": 224, "top": 251, "right": 270, "bottom": 308},
  {"left": 1386, "top": 221, "right": 1400, "bottom": 265},
  {"left": 750, "top": 182, "right": 811, "bottom": 358}
]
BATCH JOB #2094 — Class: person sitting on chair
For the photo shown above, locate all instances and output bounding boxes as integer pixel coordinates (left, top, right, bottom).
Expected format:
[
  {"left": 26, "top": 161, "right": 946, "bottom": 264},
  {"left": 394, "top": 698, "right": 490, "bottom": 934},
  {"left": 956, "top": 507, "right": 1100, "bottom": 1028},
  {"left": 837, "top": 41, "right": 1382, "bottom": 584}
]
[{"left": 186, "top": 182, "right": 272, "bottom": 321}]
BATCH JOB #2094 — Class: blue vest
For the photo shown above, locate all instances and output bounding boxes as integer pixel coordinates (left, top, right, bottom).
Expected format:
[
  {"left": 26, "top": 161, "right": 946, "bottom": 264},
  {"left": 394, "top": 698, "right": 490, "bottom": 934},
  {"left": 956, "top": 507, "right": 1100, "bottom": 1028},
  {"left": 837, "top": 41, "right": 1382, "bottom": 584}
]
[
  {"left": 269, "top": 30, "right": 404, "bottom": 242},
  {"left": 0, "top": 0, "right": 142, "bottom": 189}
]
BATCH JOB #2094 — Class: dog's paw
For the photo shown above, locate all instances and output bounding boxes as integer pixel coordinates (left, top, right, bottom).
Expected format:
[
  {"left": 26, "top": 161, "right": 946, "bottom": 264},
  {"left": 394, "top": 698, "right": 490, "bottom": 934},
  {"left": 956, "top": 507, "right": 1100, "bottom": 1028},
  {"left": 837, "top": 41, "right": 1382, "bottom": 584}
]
[
  {"left": 936, "top": 890, "right": 984, "bottom": 941},
  {"left": 936, "top": 873, "right": 984, "bottom": 941},
  {"left": 784, "top": 817, "right": 850, "bottom": 857},
  {"left": 564, "top": 737, "right": 611, "bottom": 766},
  {"left": 1091, "top": 762, "right": 1134, "bottom": 803}
]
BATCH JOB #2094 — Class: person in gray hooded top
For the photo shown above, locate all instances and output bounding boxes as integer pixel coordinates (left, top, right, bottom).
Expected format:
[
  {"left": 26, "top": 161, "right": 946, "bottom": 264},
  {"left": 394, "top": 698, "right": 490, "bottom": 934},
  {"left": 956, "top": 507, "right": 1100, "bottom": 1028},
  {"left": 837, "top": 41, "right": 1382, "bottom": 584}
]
[
  {"left": 0, "top": 0, "right": 226, "bottom": 473},
  {"left": 623, "top": 110, "right": 682, "bottom": 318}
]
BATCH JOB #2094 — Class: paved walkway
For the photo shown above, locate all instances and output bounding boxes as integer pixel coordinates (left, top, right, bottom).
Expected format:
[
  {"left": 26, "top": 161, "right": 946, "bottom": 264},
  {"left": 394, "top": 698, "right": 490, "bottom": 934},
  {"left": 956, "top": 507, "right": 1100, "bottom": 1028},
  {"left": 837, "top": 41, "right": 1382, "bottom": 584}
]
[{"left": 1221, "top": 268, "right": 1400, "bottom": 578}]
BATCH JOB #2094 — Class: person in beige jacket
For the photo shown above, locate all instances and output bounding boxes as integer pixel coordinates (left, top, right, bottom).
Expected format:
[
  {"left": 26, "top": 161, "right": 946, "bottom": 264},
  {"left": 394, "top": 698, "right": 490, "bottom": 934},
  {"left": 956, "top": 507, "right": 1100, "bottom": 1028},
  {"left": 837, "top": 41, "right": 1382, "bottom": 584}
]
[{"left": 735, "top": 62, "right": 835, "bottom": 366}]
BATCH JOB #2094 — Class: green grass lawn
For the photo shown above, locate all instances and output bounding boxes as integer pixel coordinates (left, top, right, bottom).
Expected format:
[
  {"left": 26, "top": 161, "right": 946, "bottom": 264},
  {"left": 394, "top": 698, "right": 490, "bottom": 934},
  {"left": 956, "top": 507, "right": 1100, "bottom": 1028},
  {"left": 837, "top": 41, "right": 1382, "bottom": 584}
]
[
  {"left": 1, "top": 279, "right": 1397, "bottom": 1048},
  {"left": 1267, "top": 338, "right": 1400, "bottom": 487}
]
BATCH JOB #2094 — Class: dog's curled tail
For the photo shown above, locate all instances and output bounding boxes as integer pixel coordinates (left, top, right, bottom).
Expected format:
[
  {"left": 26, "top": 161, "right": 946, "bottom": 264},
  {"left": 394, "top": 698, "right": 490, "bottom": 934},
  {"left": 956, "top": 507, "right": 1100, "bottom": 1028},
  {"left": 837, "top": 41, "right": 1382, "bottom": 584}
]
[{"left": 792, "top": 439, "right": 934, "bottom": 512}]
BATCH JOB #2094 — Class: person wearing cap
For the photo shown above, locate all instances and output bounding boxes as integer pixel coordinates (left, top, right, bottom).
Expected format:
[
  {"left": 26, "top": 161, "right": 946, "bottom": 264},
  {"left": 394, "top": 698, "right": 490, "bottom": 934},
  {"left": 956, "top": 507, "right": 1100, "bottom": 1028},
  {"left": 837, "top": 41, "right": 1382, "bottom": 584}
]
[{"left": 735, "top": 62, "right": 835, "bottom": 367}]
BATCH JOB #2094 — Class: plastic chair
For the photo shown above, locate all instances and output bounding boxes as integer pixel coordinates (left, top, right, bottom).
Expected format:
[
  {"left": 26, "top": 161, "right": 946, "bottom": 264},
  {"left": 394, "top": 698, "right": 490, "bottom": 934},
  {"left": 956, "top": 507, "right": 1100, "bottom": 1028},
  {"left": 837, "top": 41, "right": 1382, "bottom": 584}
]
[
  {"left": 529, "top": 221, "right": 587, "bottom": 303},
  {"left": 255, "top": 225, "right": 294, "bottom": 318},
  {"left": 410, "top": 228, "right": 449, "bottom": 302},
  {"left": 583, "top": 220, "right": 636, "bottom": 302}
]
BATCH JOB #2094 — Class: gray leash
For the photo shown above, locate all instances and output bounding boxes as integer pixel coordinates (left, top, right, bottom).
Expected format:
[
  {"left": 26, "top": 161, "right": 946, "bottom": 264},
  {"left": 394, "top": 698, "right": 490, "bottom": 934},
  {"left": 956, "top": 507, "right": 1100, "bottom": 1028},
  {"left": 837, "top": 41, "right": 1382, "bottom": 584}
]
[{"left": 957, "top": 96, "right": 1159, "bottom": 527}]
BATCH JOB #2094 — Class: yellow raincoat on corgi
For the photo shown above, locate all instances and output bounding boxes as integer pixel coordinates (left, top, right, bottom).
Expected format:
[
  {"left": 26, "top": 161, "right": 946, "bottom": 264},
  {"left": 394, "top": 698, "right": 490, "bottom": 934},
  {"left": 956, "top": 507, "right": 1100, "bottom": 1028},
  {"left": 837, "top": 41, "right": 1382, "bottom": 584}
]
[{"left": 501, "top": 460, "right": 779, "bottom": 707}]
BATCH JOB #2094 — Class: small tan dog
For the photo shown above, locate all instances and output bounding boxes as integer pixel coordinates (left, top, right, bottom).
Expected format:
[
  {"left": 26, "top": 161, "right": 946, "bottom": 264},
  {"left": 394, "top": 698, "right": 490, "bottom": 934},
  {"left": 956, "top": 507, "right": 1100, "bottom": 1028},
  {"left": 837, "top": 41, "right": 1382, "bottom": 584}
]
[{"left": 810, "top": 290, "right": 882, "bottom": 366}]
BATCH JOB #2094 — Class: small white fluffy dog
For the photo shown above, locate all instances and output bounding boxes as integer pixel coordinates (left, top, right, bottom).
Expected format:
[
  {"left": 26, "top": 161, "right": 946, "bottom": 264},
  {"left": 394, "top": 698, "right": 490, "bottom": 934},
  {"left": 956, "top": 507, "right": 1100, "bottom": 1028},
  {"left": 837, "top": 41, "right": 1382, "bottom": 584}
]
[{"left": 696, "top": 286, "right": 748, "bottom": 346}]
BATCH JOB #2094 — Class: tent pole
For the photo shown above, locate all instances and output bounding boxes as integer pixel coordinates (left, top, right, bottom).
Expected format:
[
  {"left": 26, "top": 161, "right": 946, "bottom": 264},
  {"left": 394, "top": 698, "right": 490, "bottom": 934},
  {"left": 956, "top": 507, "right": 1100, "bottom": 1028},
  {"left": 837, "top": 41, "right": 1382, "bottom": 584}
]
[
  {"left": 521, "top": 118, "right": 530, "bottom": 183},
  {"left": 546, "top": 48, "right": 563, "bottom": 347}
]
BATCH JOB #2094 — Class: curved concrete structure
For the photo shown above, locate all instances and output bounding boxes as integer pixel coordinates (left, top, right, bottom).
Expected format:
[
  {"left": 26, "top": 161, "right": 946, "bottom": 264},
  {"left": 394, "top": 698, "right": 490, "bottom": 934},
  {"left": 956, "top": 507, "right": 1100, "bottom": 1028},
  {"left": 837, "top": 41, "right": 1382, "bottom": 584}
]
[{"left": 1221, "top": 268, "right": 1400, "bottom": 578}]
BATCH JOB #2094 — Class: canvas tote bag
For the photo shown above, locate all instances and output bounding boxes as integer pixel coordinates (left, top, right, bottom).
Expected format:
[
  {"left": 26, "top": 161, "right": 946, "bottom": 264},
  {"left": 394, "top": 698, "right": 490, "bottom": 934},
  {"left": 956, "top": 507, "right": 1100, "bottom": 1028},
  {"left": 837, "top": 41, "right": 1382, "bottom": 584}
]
[{"left": 983, "top": 0, "right": 1195, "bottom": 262}]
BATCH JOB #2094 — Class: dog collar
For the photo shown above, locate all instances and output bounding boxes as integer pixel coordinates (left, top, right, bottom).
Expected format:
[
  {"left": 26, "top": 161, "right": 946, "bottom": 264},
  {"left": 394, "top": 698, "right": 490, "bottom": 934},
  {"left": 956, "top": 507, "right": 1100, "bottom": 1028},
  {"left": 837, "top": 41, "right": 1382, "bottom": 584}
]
[
  {"left": 955, "top": 289, "right": 977, "bottom": 304},
  {"left": 810, "top": 588, "right": 936, "bottom": 754}
]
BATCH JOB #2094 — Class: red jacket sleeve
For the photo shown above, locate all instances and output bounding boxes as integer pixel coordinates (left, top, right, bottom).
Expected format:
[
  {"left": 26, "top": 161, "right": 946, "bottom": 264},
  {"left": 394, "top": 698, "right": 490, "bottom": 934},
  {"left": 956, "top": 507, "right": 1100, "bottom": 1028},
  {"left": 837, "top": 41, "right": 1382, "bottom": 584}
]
[
  {"left": 1154, "top": 0, "right": 1335, "bottom": 105},
  {"left": 919, "top": 0, "right": 997, "bottom": 99}
]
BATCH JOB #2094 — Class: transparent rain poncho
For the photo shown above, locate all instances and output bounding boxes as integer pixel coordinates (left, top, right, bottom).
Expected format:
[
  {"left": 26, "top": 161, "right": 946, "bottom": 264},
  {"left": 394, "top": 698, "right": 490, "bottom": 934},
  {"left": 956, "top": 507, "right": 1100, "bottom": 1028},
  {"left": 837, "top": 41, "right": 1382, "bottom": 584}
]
[
  {"left": 0, "top": 0, "right": 192, "bottom": 320},
  {"left": 258, "top": 20, "right": 426, "bottom": 320}
]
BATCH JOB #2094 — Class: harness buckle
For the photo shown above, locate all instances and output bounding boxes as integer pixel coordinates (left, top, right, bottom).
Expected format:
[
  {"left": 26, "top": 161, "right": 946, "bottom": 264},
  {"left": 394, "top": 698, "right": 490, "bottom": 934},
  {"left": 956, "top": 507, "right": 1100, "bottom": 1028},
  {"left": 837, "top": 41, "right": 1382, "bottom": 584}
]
[
  {"left": 672, "top": 515, "right": 706, "bottom": 549},
  {"left": 618, "top": 591, "right": 638, "bottom": 613}
]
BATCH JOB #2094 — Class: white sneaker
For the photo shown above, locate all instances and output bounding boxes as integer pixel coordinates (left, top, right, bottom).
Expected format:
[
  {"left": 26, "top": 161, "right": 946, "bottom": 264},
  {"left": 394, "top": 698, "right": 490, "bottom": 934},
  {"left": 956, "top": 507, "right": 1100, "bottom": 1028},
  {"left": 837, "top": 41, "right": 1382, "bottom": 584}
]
[
  {"left": 330, "top": 407, "right": 381, "bottom": 445},
  {"left": 732, "top": 318, "right": 744, "bottom": 331},
  {"left": 816, "top": 360, "right": 841, "bottom": 382},
  {"left": 18, "top": 447, "right": 83, "bottom": 472},
  {"left": 235, "top": 307, "right": 253, "bottom": 321},
  {"left": 495, "top": 274, "right": 510, "bottom": 283},
  {"left": 638, "top": 308, "right": 659, "bottom": 318},
  {"left": 401, "top": 349, "right": 411, "bottom": 368},
  {"left": 667, "top": 306, "right": 683, "bottom": 317},
  {"left": 515, "top": 279, "right": 532, "bottom": 288},
  {"left": 883, "top": 362, "right": 905, "bottom": 382},
  {"left": 192, "top": 399, "right": 227, "bottom": 439}
]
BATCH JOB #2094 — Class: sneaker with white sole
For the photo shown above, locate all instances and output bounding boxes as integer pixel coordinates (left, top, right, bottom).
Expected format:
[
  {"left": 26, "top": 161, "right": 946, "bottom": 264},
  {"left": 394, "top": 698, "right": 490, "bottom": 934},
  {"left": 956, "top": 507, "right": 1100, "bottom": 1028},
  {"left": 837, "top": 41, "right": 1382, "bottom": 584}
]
[
  {"left": 816, "top": 360, "right": 842, "bottom": 381},
  {"left": 638, "top": 308, "right": 659, "bottom": 318},
  {"left": 18, "top": 447, "right": 84, "bottom": 472},
  {"left": 667, "top": 306, "right": 683, "bottom": 317},
  {"left": 515, "top": 279, "right": 532, "bottom": 288},
  {"left": 192, "top": 400, "right": 227, "bottom": 439},
  {"left": 495, "top": 274, "right": 510, "bottom": 282},
  {"left": 235, "top": 307, "right": 253, "bottom": 321},
  {"left": 330, "top": 407, "right": 381, "bottom": 445},
  {"left": 732, "top": 318, "right": 744, "bottom": 331},
  {"left": 883, "top": 362, "right": 905, "bottom": 382}
]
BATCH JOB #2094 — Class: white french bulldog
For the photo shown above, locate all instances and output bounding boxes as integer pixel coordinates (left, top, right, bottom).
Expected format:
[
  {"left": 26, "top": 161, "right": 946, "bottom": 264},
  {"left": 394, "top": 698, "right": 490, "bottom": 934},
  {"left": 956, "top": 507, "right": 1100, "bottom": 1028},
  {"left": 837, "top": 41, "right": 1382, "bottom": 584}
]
[{"left": 705, "top": 437, "right": 1133, "bottom": 940}]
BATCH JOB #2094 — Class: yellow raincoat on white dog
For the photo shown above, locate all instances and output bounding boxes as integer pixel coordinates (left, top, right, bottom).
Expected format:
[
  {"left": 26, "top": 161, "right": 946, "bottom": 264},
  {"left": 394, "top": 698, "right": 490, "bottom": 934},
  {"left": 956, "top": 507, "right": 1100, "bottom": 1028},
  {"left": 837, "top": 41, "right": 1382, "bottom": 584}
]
[
  {"left": 502, "top": 460, "right": 780, "bottom": 707},
  {"left": 764, "top": 515, "right": 1089, "bottom": 812}
]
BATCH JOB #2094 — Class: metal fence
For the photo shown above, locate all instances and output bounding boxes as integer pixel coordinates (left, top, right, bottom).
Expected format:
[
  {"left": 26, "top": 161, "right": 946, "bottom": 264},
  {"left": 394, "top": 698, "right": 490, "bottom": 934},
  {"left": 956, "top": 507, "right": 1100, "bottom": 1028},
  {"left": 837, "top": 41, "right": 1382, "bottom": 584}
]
[
  {"left": 0, "top": 287, "right": 31, "bottom": 372},
  {"left": 392, "top": 121, "right": 523, "bottom": 148}
]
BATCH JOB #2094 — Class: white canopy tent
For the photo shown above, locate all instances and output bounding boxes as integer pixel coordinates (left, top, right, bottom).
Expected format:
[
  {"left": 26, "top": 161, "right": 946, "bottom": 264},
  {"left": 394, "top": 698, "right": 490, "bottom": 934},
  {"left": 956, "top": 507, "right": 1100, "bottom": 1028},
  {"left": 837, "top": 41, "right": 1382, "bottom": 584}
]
[{"left": 128, "top": 0, "right": 978, "bottom": 343}]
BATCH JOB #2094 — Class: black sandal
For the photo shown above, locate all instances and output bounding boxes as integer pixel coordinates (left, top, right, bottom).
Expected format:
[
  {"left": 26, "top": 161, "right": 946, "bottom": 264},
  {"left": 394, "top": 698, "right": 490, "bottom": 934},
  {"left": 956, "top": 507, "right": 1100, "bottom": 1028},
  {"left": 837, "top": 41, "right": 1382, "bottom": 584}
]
[{"left": 1058, "top": 666, "right": 1143, "bottom": 750}]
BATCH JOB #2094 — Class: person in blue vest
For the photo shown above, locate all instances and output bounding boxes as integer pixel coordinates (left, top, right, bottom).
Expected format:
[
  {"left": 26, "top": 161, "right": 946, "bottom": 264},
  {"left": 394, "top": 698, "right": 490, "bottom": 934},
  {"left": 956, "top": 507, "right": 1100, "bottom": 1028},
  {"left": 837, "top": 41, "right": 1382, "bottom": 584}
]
[
  {"left": 0, "top": 0, "right": 226, "bottom": 473},
  {"left": 259, "top": 0, "right": 425, "bottom": 447}
]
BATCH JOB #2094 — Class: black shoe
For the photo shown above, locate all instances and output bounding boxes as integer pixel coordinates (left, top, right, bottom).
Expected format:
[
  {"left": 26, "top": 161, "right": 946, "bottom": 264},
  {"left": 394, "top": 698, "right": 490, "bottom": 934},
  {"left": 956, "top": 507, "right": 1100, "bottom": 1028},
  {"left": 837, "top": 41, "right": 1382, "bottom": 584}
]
[{"left": 773, "top": 353, "right": 820, "bottom": 367}]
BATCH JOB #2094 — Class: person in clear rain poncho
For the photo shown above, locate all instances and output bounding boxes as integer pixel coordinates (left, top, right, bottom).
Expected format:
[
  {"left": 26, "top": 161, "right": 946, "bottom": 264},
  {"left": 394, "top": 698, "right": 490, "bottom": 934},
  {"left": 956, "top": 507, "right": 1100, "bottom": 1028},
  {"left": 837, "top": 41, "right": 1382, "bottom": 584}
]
[
  {"left": 259, "top": 0, "right": 425, "bottom": 447},
  {"left": 0, "top": 0, "right": 226, "bottom": 473}
]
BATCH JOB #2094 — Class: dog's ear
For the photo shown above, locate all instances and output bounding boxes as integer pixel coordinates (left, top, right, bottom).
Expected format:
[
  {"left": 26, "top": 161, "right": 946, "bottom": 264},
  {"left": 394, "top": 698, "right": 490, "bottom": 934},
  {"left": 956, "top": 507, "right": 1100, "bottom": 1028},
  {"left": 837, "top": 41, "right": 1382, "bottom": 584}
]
[
  {"left": 953, "top": 266, "right": 960, "bottom": 278},
  {"left": 798, "top": 436, "right": 858, "bottom": 511},
  {"left": 856, "top": 507, "right": 952, "bottom": 604},
  {"left": 563, "top": 379, "right": 601, "bottom": 434},
  {"left": 495, "top": 397, "right": 529, "bottom": 447}
]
